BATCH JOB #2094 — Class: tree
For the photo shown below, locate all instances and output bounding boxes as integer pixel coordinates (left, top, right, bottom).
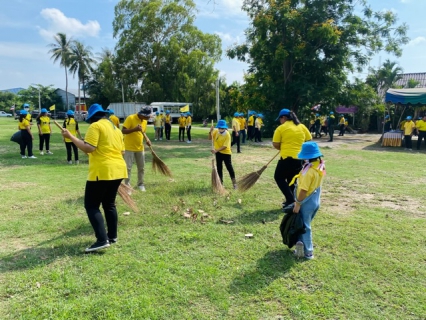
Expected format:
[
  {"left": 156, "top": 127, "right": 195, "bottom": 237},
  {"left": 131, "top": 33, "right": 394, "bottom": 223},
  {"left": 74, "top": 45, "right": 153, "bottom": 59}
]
[
  {"left": 48, "top": 33, "right": 73, "bottom": 110},
  {"left": 227, "top": 0, "right": 409, "bottom": 115},
  {"left": 407, "top": 79, "right": 420, "bottom": 88},
  {"left": 366, "top": 59, "right": 404, "bottom": 97},
  {"left": 68, "top": 41, "right": 96, "bottom": 108},
  {"left": 18, "top": 85, "right": 63, "bottom": 111},
  {"left": 113, "top": 0, "right": 222, "bottom": 117}
]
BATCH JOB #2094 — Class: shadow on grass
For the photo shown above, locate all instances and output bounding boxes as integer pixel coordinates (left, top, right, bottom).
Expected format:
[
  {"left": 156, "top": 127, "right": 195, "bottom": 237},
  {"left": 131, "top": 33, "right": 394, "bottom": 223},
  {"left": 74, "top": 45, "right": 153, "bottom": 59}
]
[
  {"left": 0, "top": 224, "right": 98, "bottom": 273},
  {"left": 226, "top": 209, "right": 282, "bottom": 225},
  {"left": 229, "top": 248, "right": 296, "bottom": 295}
]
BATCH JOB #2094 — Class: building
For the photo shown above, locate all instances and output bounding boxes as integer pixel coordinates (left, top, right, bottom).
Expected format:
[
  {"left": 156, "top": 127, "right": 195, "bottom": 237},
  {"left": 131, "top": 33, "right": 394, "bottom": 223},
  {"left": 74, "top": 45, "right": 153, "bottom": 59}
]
[
  {"left": 54, "top": 88, "right": 89, "bottom": 111},
  {"left": 394, "top": 72, "right": 426, "bottom": 88}
]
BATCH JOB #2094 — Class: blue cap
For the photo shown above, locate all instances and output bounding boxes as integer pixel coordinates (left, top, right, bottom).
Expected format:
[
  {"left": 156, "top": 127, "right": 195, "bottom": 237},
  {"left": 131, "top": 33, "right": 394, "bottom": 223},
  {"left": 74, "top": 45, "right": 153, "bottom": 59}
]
[
  {"left": 234, "top": 112, "right": 239, "bottom": 117},
  {"left": 41, "top": 108, "right": 48, "bottom": 113},
  {"left": 385, "top": 115, "right": 390, "bottom": 119},
  {"left": 67, "top": 110, "right": 74, "bottom": 116},
  {"left": 108, "top": 109, "right": 115, "bottom": 114},
  {"left": 156, "top": 111, "right": 159, "bottom": 115},
  {"left": 406, "top": 116, "right": 412, "bottom": 120},
  {"left": 276, "top": 108, "right": 290, "bottom": 120},
  {"left": 186, "top": 112, "right": 192, "bottom": 116},
  {"left": 20, "top": 109, "right": 28, "bottom": 115},
  {"left": 298, "top": 141, "right": 323, "bottom": 160},
  {"left": 216, "top": 119, "right": 228, "bottom": 129},
  {"left": 257, "top": 113, "right": 264, "bottom": 118},
  {"left": 316, "top": 113, "right": 319, "bottom": 117},
  {"left": 330, "top": 111, "right": 334, "bottom": 115},
  {"left": 240, "top": 112, "right": 245, "bottom": 116},
  {"left": 23, "top": 103, "right": 29, "bottom": 107},
  {"left": 166, "top": 110, "right": 170, "bottom": 114},
  {"left": 86, "top": 104, "right": 107, "bottom": 122}
]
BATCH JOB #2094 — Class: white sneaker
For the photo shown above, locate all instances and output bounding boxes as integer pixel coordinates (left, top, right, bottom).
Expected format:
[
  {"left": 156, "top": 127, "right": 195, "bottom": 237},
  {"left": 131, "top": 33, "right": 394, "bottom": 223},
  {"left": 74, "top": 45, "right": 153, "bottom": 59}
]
[
  {"left": 46, "top": 151, "right": 53, "bottom": 155},
  {"left": 138, "top": 185, "right": 146, "bottom": 192},
  {"left": 75, "top": 160, "right": 79, "bottom": 165},
  {"left": 187, "top": 141, "right": 191, "bottom": 144},
  {"left": 295, "top": 241, "right": 304, "bottom": 258},
  {"left": 68, "top": 161, "right": 72, "bottom": 164},
  {"left": 155, "top": 139, "right": 158, "bottom": 141},
  {"left": 40, "top": 151, "right": 44, "bottom": 155},
  {"left": 21, "top": 155, "right": 27, "bottom": 159},
  {"left": 28, "top": 155, "right": 37, "bottom": 159},
  {"left": 160, "top": 138, "right": 162, "bottom": 140}
]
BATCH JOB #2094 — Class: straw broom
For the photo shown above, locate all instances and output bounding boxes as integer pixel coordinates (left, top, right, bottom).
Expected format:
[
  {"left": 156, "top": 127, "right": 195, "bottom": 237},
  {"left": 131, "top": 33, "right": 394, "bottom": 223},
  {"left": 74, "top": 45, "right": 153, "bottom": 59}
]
[
  {"left": 53, "top": 120, "right": 138, "bottom": 212},
  {"left": 142, "top": 132, "right": 173, "bottom": 177},
  {"left": 210, "top": 121, "right": 227, "bottom": 195},
  {"left": 237, "top": 151, "right": 281, "bottom": 192}
]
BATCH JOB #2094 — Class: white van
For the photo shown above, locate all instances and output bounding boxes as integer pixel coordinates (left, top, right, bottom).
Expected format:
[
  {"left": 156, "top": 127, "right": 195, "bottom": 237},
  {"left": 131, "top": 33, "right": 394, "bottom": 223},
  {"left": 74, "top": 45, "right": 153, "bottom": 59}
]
[{"left": 149, "top": 102, "right": 192, "bottom": 123}]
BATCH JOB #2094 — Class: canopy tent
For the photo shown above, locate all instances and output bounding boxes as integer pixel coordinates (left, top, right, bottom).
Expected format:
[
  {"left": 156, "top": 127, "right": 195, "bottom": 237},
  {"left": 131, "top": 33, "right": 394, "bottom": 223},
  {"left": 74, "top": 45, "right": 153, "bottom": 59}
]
[{"left": 385, "top": 88, "right": 426, "bottom": 105}]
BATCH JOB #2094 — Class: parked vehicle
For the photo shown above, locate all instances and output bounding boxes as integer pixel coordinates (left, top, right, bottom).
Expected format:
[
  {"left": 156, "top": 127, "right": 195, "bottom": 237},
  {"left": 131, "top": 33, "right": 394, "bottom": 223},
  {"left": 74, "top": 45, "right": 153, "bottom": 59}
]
[
  {"left": 0, "top": 111, "right": 12, "bottom": 117},
  {"left": 107, "top": 102, "right": 147, "bottom": 121},
  {"left": 52, "top": 111, "right": 67, "bottom": 120},
  {"left": 149, "top": 102, "right": 192, "bottom": 122}
]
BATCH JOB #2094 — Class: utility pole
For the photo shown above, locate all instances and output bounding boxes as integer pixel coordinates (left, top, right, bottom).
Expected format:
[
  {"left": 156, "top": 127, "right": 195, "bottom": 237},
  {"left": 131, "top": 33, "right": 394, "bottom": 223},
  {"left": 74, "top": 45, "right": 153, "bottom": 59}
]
[
  {"left": 216, "top": 78, "right": 220, "bottom": 121},
  {"left": 38, "top": 89, "right": 41, "bottom": 112}
]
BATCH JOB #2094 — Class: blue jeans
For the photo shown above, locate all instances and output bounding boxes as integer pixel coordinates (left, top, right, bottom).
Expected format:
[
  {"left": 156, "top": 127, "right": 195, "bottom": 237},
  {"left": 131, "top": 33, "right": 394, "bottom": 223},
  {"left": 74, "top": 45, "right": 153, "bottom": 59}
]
[{"left": 298, "top": 187, "right": 321, "bottom": 256}]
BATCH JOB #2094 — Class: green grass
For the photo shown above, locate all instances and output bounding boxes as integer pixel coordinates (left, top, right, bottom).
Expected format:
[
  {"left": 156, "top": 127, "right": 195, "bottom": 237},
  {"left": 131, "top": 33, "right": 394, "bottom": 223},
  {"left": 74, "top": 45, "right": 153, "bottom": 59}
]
[{"left": 0, "top": 117, "right": 425, "bottom": 319}]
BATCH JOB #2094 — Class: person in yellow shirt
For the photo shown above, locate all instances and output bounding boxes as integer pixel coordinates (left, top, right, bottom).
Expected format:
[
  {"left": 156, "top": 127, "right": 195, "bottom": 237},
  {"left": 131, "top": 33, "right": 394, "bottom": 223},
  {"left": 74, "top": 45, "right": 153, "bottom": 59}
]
[
  {"left": 178, "top": 113, "right": 186, "bottom": 142},
  {"left": 185, "top": 112, "right": 192, "bottom": 143},
  {"left": 208, "top": 120, "right": 237, "bottom": 189},
  {"left": 231, "top": 112, "right": 241, "bottom": 152},
  {"left": 165, "top": 110, "right": 172, "bottom": 140},
  {"left": 63, "top": 110, "right": 83, "bottom": 164},
  {"left": 416, "top": 114, "right": 426, "bottom": 150},
  {"left": 18, "top": 110, "right": 36, "bottom": 159},
  {"left": 290, "top": 141, "right": 325, "bottom": 260},
  {"left": 61, "top": 103, "right": 128, "bottom": 253},
  {"left": 238, "top": 112, "right": 247, "bottom": 144},
  {"left": 403, "top": 116, "right": 416, "bottom": 150},
  {"left": 254, "top": 113, "right": 264, "bottom": 142},
  {"left": 108, "top": 109, "right": 120, "bottom": 129},
  {"left": 272, "top": 108, "right": 312, "bottom": 208},
  {"left": 159, "top": 110, "right": 165, "bottom": 140},
  {"left": 338, "top": 115, "right": 346, "bottom": 136},
  {"left": 37, "top": 108, "right": 53, "bottom": 155},
  {"left": 247, "top": 111, "right": 256, "bottom": 141},
  {"left": 153, "top": 111, "right": 162, "bottom": 141},
  {"left": 122, "top": 107, "right": 152, "bottom": 191}
]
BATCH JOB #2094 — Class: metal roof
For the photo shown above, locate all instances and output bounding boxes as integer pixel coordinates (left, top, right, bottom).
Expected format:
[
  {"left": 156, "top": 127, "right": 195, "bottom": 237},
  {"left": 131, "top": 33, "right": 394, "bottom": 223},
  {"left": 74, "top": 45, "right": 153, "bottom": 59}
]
[{"left": 394, "top": 73, "right": 426, "bottom": 88}]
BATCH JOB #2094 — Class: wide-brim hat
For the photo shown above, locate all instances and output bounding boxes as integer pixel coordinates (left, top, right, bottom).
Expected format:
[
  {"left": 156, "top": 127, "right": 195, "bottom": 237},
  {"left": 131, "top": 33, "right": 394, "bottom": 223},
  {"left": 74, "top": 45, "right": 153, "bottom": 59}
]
[
  {"left": 275, "top": 108, "right": 290, "bottom": 120},
  {"left": 20, "top": 109, "right": 28, "bottom": 115},
  {"left": 385, "top": 115, "right": 390, "bottom": 119},
  {"left": 41, "top": 108, "right": 48, "bottom": 113},
  {"left": 67, "top": 110, "right": 74, "bottom": 116},
  {"left": 23, "top": 103, "right": 30, "bottom": 107},
  {"left": 108, "top": 109, "right": 115, "bottom": 114},
  {"left": 298, "top": 141, "right": 323, "bottom": 160},
  {"left": 406, "top": 116, "right": 412, "bottom": 120},
  {"left": 216, "top": 120, "right": 228, "bottom": 129},
  {"left": 257, "top": 113, "right": 264, "bottom": 118},
  {"left": 86, "top": 104, "right": 107, "bottom": 122}
]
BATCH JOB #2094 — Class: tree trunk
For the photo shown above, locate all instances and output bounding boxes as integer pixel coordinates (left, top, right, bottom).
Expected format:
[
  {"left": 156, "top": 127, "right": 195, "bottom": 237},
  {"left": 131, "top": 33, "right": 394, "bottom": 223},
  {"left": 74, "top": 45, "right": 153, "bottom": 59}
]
[
  {"left": 65, "top": 66, "right": 69, "bottom": 110},
  {"left": 78, "top": 76, "right": 81, "bottom": 110}
]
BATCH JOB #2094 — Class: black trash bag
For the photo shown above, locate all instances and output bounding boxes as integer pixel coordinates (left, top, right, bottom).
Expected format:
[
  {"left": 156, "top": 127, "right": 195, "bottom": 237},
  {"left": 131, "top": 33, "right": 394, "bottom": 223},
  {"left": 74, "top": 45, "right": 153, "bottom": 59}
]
[
  {"left": 279, "top": 204, "right": 306, "bottom": 248},
  {"left": 10, "top": 131, "right": 22, "bottom": 145}
]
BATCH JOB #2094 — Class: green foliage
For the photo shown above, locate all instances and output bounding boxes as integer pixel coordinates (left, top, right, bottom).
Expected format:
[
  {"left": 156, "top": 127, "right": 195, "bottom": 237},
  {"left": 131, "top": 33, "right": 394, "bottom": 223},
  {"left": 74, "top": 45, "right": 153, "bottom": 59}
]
[
  {"left": 228, "top": 0, "right": 409, "bottom": 115},
  {"left": 407, "top": 79, "right": 420, "bottom": 88},
  {"left": 0, "top": 91, "right": 17, "bottom": 111},
  {"left": 17, "top": 85, "right": 62, "bottom": 111},
  {"left": 366, "top": 59, "right": 404, "bottom": 97}
]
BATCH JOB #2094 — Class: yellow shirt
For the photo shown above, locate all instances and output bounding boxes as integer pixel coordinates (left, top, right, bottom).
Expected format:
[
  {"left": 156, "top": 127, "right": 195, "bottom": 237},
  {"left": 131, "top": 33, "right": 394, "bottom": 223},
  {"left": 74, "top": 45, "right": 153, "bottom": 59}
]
[
  {"left": 416, "top": 120, "right": 426, "bottom": 131},
  {"left": 165, "top": 115, "right": 171, "bottom": 124},
  {"left": 232, "top": 118, "right": 240, "bottom": 131},
  {"left": 154, "top": 115, "right": 162, "bottom": 127},
  {"left": 110, "top": 115, "right": 120, "bottom": 128},
  {"left": 186, "top": 116, "right": 192, "bottom": 126},
  {"left": 339, "top": 117, "right": 345, "bottom": 125},
  {"left": 84, "top": 119, "right": 127, "bottom": 181},
  {"left": 123, "top": 114, "right": 147, "bottom": 152},
  {"left": 178, "top": 116, "right": 186, "bottom": 128},
  {"left": 63, "top": 118, "right": 79, "bottom": 143},
  {"left": 212, "top": 129, "right": 231, "bottom": 155},
  {"left": 19, "top": 118, "right": 30, "bottom": 130},
  {"left": 404, "top": 121, "right": 415, "bottom": 135},
  {"left": 248, "top": 115, "right": 254, "bottom": 126},
  {"left": 296, "top": 160, "right": 324, "bottom": 198},
  {"left": 37, "top": 116, "right": 51, "bottom": 134},
  {"left": 273, "top": 121, "right": 312, "bottom": 159},
  {"left": 255, "top": 118, "right": 263, "bottom": 129},
  {"left": 26, "top": 114, "right": 32, "bottom": 122}
]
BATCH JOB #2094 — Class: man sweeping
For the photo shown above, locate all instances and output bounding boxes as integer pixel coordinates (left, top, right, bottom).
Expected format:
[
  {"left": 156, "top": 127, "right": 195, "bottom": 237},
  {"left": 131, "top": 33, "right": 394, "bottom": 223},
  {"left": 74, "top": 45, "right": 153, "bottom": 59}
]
[{"left": 122, "top": 106, "right": 152, "bottom": 191}]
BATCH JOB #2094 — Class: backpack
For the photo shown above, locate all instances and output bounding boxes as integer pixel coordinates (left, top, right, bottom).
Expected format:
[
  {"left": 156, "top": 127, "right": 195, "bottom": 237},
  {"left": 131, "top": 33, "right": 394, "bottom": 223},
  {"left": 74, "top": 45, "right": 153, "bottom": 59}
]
[{"left": 279, "top": 204, "right": 306, "bottom": 248}]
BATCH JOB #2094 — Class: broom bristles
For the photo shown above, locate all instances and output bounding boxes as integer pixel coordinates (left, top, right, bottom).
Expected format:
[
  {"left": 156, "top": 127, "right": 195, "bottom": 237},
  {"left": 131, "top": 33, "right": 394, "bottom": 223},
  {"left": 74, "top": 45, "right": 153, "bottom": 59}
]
[
  {"left": 151, "top": 149, "right": 173, "bottom": 177},
  {"left": 117, "top": 184, "right": 138, "bottom": 212},
  {"left": 212, "top": 165, "right": 227, "bottom": 195},
  {"left": 237, "top": 166, "right": 267, "bottom": 192}
]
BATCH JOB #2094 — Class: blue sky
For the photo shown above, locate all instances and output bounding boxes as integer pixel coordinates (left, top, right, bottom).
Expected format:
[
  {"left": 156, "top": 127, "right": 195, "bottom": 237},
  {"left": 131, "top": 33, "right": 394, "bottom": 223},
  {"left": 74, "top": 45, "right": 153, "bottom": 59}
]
[{"left": 0, "top": 0, "right": 425, "bottom": 91}]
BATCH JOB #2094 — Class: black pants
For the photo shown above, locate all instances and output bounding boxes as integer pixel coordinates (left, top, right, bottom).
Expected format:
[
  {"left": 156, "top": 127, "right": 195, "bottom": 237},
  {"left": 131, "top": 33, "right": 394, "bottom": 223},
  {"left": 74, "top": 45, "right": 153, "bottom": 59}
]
[
  {"left": 247, "top": 126, "right": 254, "bottom": 141},
  {"left": 254, "top": 128, "right": 262, "bottom": 142},
  {"left": 240, "top": 129, "right": 246, "bottom": 143},
  {"left": 339, "top": 124, "right": 345, "bottom": 136},
  {"left": 215, "top": 152, "right": 235, "bottom": 184},
  {"left": 179, "top": 127, "right": 185, "bottom": 141},
  {"left": 65, "top": 141, "right": 79, "bottom": 161},
  {"left": 165, "top": 123, "right": 171, "bottom": 140},
  {"left": 274, "top": 157, "right": 302, "bottom": 204},
  {"left": 39, "top": 134, "right": 51, "bottom": 151},
  {"left": 84, "top": 179, "right": 122, "bottom": 242},
  {"left": 231, "top": 131, "right": 240, "bottom": 152},
  {"left": 20, "top": 130, "right": 33, "bottom": 157},
  {"left": 328, "top": 126, "right": 334, "bottom": 141},
  {"left": 321, "top": 126, "right": 328, "bottom": 136},
  {"left": 186, "top": 126, "right": 192, "bottom": 141},
  {"left": 417, "top": 131, "right": 426, "bottom": 150},
  {"left": 405, "top": 135, "right": 412, "bottom": 149},
  {"left": 315, "top": 124, "right": 321, "bottom": 138}
]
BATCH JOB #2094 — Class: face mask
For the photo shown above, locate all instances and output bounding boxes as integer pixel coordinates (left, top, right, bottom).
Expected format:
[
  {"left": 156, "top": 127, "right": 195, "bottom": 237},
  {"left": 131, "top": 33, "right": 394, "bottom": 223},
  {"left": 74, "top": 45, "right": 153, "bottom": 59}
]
[{"left": 219, "top": 130, "right": 227, "bottom": 135}]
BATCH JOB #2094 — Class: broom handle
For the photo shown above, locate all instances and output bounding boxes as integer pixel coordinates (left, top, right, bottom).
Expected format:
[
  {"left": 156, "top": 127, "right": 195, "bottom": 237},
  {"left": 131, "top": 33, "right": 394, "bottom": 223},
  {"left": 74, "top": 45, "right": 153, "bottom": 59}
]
[
  {"left": 211, "top": 120, "right": 215, "bottom": 168},
  {"left": 141, "top": 131, "right": 155, "bottom": 153},
  {"left": 53, "top": 120, "right": 65, "bottom": 132},
  {"left": 265, "top": 151, "right": 281, "bottom": 167}
]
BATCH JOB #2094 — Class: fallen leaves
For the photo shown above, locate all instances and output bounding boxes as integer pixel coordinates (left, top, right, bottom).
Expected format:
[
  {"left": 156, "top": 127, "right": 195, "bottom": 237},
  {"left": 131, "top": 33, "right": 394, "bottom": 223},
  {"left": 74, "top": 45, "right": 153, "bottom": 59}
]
[{"left": 123, "top": 212, "right": 130, "bottom": 216}]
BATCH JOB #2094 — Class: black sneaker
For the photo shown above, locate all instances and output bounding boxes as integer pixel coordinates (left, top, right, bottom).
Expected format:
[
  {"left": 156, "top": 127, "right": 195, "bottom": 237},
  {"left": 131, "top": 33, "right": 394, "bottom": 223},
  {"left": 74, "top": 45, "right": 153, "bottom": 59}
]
[
  {"left": 108, "top": 238, "right": 117, "bottom": 244},
  {"left": 85, "top": 241, "right": 110, "bottom": 253}
]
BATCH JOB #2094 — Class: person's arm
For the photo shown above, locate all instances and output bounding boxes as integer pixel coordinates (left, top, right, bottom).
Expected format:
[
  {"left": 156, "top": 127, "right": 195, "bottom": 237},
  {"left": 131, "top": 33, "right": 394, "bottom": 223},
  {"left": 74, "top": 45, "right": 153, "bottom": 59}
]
[
  {"left": 61, "top": 129, "right": 95, "bottom": 153},
  {"left": 122, "top": 125, "right": 142, "bottom": 134},
  {"left": 37, "top": 124, "right": 42, "bottom": 135},
  {"left": 272, "top": 142, "right": 280, "bottom": 150},
  {"left": 293, "top": 189, "right": 308, "bottom": 213},
  {"left": 26, "top": 125, "right": 34, "bottom": 139},
  {"left": 208, "top": 126, "right": 214, "bottom": 140}
]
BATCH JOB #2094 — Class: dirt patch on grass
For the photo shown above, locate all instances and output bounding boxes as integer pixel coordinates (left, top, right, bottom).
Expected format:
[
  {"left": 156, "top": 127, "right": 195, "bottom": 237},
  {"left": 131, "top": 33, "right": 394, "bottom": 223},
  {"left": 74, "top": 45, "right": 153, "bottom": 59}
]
[{"left": 0, "top": 182, "right": 37, "bottom": 191}]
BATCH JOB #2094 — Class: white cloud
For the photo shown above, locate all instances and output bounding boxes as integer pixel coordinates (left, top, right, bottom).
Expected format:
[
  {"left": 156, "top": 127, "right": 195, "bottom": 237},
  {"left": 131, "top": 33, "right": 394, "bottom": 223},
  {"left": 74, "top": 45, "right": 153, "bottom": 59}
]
[
  {"left": 215, "top": 32, "right": 243, "bottom": 45},
  {"left": 408, "top": 36, "right": 426, "bottom": 46},
  {"left": 38, "top": 8, "right": 101, "bottom": 41},
  {"left": 196, "top": 0, "right": 245, "bottom": 19}
]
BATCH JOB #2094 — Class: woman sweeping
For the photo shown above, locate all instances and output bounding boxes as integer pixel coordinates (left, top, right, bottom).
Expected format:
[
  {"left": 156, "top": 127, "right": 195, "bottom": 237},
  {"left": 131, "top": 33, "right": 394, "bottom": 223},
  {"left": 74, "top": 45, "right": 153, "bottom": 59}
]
[
  {"left": 208, "top": 120, "right": 237, "bottom": 189},
  {"left": 61, "top": 104, "right": 128, "bottom": 253},
  {"left": 63, "top": 110, "right": 83, "bottom": 164}
]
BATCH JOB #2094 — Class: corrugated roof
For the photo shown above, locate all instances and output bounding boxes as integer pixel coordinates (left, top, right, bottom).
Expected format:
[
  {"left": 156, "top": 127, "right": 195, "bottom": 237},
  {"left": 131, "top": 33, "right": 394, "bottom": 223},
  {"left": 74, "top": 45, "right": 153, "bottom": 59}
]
[{"left": 394, "top": 72, "right": 426, "bottom": 88}]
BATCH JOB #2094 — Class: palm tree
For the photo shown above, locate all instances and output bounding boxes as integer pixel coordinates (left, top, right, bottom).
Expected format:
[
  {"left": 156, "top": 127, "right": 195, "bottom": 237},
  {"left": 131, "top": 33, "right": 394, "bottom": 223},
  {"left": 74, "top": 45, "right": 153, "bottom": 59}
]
[
  {"left": 48, "top": 33, "right": 72, "bottom": 110},
  {"left": 367, "top": 60, "right": 403, "bottom": 98},
  {"left": 68, "top": 41, "right": 96, "bottom": 109}
]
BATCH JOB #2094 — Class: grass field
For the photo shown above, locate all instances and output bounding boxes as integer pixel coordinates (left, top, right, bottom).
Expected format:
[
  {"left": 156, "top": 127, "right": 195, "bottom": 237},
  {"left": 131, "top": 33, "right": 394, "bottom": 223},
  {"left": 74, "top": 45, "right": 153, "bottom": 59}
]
[{"left": 0, "top": 117, "right": 425, "bottom": 319}]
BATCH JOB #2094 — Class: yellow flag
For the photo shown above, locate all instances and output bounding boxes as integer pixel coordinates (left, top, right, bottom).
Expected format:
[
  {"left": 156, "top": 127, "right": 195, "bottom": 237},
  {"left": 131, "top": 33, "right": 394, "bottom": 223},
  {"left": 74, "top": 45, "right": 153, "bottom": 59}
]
[
  {"left": 49, "top": 105, "right": 55, "bottom": 111},
  {"left": 180, "top": 105, "right": 189, "bottom": 113}
]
